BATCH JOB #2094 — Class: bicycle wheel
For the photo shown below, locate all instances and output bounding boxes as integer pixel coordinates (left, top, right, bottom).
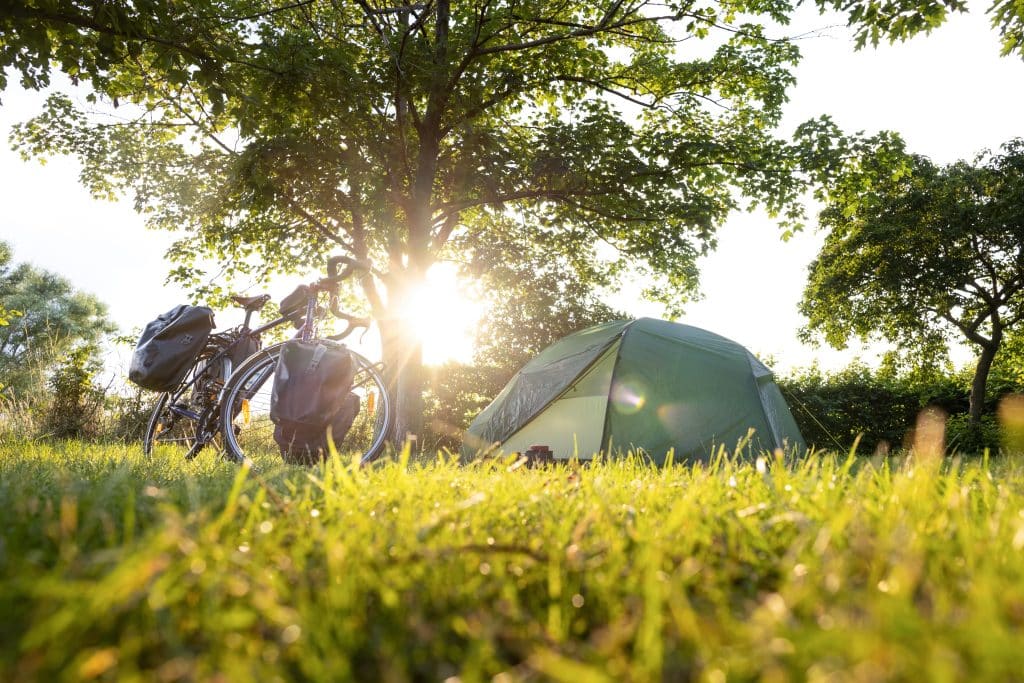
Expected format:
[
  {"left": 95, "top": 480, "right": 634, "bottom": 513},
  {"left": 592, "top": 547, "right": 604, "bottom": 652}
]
[
  {"left": 143, "top": 390, "right": 202, "bottom": 457},
  {"left": 220, "top": 342, "right": 392, "bottom": 465},
  {"left": 142, "top": 347, "right": 229, "bottom": 459}
]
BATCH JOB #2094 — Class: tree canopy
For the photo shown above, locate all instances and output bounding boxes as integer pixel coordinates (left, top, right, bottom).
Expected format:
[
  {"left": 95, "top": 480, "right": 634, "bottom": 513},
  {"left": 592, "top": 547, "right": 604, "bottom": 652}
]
[
  {"left": 800, "top": 137, "right": 1024, "bottom": 425},
  {"left": 466, "top": 227, "right": 626, "bottom": 375},
  {"left": 0, "top": 241, "right": 115, "bottom": 397},
  {"left": 809, "top": 0, "right": 1024, "bottom": 57},
  {"left": 5, "top": 0, "right": 817, "bottom": 438}
]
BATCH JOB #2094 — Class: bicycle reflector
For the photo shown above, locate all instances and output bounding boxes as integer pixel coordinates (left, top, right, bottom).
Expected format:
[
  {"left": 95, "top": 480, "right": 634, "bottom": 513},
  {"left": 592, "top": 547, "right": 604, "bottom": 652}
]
[
  {"left": 241, "top": 399, "right": 251, "bottom": 426},
  {"left": 366, "top": 392, "right": 375, "bottom": 415}
]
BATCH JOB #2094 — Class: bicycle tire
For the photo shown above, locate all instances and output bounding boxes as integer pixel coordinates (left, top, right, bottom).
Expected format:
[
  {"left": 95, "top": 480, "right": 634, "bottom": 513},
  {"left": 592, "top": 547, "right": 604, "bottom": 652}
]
[
  {"left": 142, "top": 345, "right": 230, "bottom": 458},
  {"left": 219, "top": 342, "right": 393, "bottom": 465},
  {"left": 143, "top": 391, "right": 199, "bottom": 455}
]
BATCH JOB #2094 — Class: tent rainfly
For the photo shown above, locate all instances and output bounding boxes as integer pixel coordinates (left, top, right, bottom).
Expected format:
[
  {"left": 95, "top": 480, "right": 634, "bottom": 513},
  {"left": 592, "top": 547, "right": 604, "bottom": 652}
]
[{"left": 463, "top": 318, "right": 805, "bottom": 464}]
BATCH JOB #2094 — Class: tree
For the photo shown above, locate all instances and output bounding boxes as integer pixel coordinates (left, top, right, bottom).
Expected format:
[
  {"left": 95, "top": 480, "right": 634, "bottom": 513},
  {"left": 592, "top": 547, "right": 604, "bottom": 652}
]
[
  {"left": 809, "top": 0, "right": 1024, "bottom": 58},
  {"left": 7, "top": 0, "right": 812, "bottom": 442},
  {"left": 465, "top": 228, "right": 627, "bottom": 376},
  {"left": 800, "top": 138, "right": 1024, "bottom": 427},
  {"left": 0, "top": 241, "right": 115, "bottom": 398},
  {"left": 0, "top": 1, "right": 262, "bottom": 94}
]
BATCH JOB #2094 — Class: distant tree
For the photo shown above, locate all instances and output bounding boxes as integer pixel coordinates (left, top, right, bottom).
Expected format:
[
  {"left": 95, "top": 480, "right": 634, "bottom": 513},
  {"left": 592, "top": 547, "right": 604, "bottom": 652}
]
[
  {"left": 810, "top": 0, "right": 1023, "bottom": 58},
  {"left": 0, "top": 241, "right": 115, "bottom": 397},
  {"left": 464, "top": 230, "right": 628, "bottom": 376},
  {"left": 800, "top": 138, "right": 1024, "bottom": 427},
  {"left": 7, "top": 0, "right": 815, "bottom": 443}
]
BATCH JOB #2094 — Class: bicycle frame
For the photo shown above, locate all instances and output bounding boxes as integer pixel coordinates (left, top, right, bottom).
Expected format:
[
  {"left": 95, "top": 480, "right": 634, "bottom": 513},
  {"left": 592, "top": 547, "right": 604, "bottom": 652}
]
[{"left": 163, "top": 313, "right": 291, "bottom": 421}]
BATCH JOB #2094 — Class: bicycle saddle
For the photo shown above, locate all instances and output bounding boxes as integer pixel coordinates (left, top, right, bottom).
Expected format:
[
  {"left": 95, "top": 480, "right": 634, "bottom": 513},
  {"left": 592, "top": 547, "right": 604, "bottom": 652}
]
[{"left": 230, "top": 294, "right": 271, "bottom": 311}]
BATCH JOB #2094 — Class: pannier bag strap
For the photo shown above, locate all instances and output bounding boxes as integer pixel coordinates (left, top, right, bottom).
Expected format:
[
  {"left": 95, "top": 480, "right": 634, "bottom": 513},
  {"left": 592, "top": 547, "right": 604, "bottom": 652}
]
[{"left": 308, "top": 344, "right": 328, "bottom": 372}]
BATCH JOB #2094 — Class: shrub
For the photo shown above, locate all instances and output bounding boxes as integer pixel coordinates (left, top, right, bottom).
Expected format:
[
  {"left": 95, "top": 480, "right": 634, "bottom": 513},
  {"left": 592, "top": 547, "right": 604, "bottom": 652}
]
[
  {"left": 779, "top": 362, "right": 927, "bottom": 453},
  {"left": 945, "top": 413, "right": 1001, "bottom": 454},
  {"left": 40, "top": 345, "right": 105, "bottom": 440}
]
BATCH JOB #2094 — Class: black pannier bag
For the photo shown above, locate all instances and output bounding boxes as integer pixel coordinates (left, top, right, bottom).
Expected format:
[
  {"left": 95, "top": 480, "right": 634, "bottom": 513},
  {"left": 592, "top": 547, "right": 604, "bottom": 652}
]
[
  {"left": 129, "top": 305, "right": 216, "bottom": 392},
  {"left": 274, "top": 394, "right": 361, "bottom": 465},
  {"left": 270, "top": 339, "right": 359, "bottom": 463}
]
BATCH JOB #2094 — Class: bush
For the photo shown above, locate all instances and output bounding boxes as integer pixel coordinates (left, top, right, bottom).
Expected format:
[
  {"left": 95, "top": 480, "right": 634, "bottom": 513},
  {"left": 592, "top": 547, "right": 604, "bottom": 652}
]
[
  {"left": 778, "top": 362, "right": 931, "bottom": 453},
  {"left": 421, "top": 362, "right": 509, "bottom": 453},
  {"left": 945, "top": 413, "right": 1001, "bottom": 454},
  {"left": 104, "top": 386, "right": 152, "bottom": 442},
  {"left": 40, "top": 345, "right": 106, "bottom": 440},
  {"left": 778, "top": 354, "right": 1024, "bottom": 455}
]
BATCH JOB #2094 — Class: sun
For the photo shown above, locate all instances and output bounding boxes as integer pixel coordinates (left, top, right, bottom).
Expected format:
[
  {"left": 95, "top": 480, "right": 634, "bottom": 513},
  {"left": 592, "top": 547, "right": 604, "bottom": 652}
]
[{"left": 397, "top": 263, "right": 484, "bottom": 366}]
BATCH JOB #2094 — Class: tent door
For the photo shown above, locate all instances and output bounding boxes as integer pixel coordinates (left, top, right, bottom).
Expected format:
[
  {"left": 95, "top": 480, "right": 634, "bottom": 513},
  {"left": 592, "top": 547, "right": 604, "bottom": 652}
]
[{"left": 500, "top": 344, "right": 618, "bottom": 459}]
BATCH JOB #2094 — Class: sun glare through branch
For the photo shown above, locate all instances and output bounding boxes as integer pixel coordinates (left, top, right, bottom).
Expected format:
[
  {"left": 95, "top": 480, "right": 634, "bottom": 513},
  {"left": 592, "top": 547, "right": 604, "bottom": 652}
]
[{"left": 395, "top": 264, "right": 484, "bottom": 366}]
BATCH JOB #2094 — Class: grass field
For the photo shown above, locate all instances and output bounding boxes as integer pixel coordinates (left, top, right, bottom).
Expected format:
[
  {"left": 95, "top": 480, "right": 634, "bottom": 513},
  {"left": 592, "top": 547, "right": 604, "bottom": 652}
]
[{"left": 2, "top": 441, "right": 1024, "bottom": 681}]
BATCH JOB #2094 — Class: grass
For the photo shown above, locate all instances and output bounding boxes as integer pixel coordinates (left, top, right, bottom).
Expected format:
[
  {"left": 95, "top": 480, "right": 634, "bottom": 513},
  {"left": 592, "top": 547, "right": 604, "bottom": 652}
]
[{"left": 2, "top": 441, "right": 1024, "bottom": 681}]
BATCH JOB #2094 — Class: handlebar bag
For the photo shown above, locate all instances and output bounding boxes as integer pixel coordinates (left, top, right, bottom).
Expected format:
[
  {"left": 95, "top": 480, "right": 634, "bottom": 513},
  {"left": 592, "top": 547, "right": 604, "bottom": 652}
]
[
  {"left": 276, "top": 393, "right": 361, "bottom": 464},
  {"left": 129, "top": 305, "right": 215, "bottom": 392},
  {"left": 279, "top": 285, "right": 312, "bottom": 329},
  {"left": 270, "top": 339, "right": 357, "bottom": 460}
]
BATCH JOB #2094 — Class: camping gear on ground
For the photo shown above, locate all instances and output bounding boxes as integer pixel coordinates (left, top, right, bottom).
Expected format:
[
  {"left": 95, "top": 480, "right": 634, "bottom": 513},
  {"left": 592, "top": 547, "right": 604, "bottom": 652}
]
[
  {"left": 463, "top": 318, "right": 805, "bottom": 465},
  {"left": 522, "top": 444, "right": 555, "bottom": 468},
  {"left": 129, "top": 305, "right": 216, "bottom": 392},
  {"left": 270, "top": 339, "right": 359, "bottom": 462}
]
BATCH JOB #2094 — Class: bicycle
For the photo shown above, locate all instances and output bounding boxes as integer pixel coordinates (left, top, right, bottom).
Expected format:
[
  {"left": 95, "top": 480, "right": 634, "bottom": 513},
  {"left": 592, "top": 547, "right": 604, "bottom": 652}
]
[
  {"left": 218, "top": 256, "right": 393, "bottom": 466},
  {"left": 142, "top": 293, "right": 275, "bottom": 459}
]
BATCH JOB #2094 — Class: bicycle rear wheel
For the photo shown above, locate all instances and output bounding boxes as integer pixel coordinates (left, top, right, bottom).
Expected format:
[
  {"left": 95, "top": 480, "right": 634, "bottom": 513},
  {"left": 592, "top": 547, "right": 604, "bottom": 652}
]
[
  {"left": 142, "top": 346, "right": 229, "bottom": 459},
  {"left": 220, "top": 342, "right": 392, "bottom": 465},
  {"left": 143, "top": 391, "right": 203, "bottom": 457}
]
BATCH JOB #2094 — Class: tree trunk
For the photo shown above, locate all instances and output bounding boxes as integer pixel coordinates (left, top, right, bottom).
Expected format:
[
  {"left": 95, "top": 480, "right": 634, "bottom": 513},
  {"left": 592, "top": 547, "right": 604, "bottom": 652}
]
[
  {"left": 377, "top": 275, "right": 426, "bottom": 452},
  {"left": 969, "top": 336, "right": 1002, "bottom": 426}
]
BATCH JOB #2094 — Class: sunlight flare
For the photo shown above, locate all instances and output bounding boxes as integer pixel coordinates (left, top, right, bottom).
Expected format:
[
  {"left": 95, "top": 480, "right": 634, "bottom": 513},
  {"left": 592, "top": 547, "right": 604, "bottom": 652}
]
[{"left": 395, "top": 264, "right": 484, "bottom": 366}]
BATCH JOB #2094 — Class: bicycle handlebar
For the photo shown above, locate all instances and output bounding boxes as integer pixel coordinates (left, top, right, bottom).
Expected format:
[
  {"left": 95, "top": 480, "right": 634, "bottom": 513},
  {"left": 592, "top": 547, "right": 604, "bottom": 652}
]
[
  {"left": 328, "top": 314, "right": 372, "bottom": 342},
  {"left": 326, "top": 255, "right": 373, "bottom": 282},
  {"left": 324, "top": 255, "right": 374, "bottom": 326}
]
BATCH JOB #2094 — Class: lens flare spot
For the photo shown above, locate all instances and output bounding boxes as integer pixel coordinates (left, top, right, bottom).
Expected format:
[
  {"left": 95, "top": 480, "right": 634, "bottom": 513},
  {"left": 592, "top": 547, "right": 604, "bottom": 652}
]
[
  {"left": 656, "top": 403, "right": 689, "bottom": 441},
  {"left": 999, "top": 394, "right": 1024, "bottom": 453},
  {"left": 611, "top": 377, "right": 647, "bottom": 415}
]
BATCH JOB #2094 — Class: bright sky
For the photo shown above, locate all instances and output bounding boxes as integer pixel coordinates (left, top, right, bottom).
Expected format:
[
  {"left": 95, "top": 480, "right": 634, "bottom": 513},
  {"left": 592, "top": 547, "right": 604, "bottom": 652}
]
[{"left": 2, "top": 3, "right": 1023, "bottom": 372}]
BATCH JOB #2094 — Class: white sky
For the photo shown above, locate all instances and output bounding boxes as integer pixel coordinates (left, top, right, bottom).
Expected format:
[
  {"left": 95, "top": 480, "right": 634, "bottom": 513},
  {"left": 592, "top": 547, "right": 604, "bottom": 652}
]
[{"left": 1, "top": 3, "right": 1023, "bottom": 373}]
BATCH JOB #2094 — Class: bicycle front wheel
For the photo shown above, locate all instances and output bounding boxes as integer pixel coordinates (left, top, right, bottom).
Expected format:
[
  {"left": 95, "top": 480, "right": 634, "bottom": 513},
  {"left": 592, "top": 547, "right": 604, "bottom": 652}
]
[{"left": 220, "top": 343, "right": 392, "bottom": 465}]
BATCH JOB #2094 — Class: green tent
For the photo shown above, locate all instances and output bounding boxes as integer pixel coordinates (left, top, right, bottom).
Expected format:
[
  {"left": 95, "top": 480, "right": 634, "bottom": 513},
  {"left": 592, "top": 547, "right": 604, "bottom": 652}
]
[{"left": 463, "top": 318, "right": 805, "bottom": 464}]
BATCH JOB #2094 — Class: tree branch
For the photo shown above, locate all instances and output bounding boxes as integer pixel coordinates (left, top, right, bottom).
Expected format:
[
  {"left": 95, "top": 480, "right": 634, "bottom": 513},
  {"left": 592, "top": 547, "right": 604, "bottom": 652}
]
[{"left": 14, "top": 5, "right": 283, "bottom": 75}]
